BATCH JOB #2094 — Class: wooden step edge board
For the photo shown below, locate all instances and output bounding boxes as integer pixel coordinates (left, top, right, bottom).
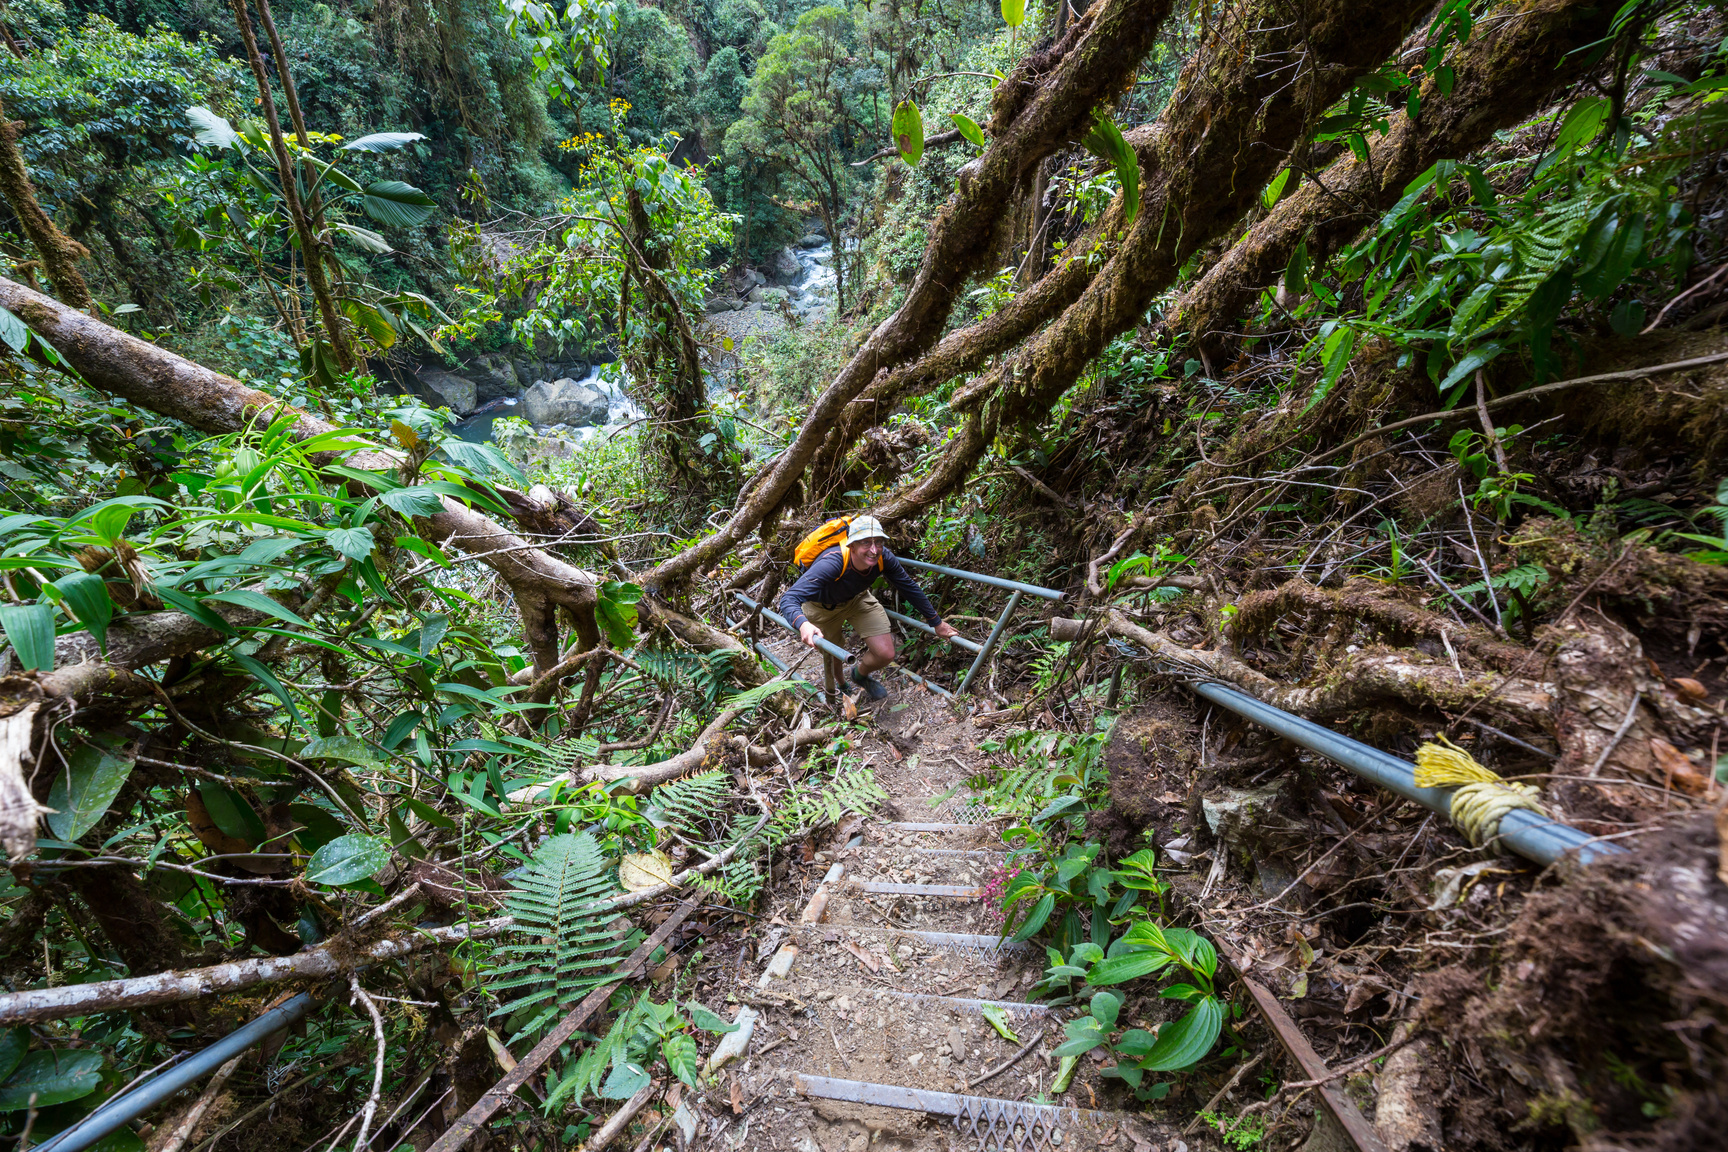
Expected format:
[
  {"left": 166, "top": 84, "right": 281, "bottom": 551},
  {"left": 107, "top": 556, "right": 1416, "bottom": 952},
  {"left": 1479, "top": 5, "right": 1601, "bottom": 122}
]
[
  {"left": 1224, "top": 956, "right": 1390, "bottom": 1152},
  {"left": 860, "top": 882, "right": 984, "bottom": 898},
  {"left": 796, "top": 1075, "right": 1120, "bottom": 1143}
]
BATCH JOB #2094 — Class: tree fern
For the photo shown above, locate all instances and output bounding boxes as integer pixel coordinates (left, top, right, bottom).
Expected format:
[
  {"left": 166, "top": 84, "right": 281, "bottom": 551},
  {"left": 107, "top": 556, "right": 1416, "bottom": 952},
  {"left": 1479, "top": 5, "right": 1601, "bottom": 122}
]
[{"left": 488, "top": 832, "right": 638, "bottom": 1042}]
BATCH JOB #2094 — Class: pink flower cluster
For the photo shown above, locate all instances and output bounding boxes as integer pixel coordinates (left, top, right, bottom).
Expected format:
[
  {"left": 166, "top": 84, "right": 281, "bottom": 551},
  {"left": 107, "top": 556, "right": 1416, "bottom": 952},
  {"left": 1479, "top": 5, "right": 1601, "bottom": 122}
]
[{"left": 978, "top": 862, "right": 1021, "bottom": 926}]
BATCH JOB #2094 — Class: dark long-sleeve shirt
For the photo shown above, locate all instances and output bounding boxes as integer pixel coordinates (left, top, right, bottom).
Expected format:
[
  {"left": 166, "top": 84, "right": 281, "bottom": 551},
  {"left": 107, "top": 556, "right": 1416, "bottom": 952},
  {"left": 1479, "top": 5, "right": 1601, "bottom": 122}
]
[{"left": 780, "top": 546, "right": 941, "bottom": 631}]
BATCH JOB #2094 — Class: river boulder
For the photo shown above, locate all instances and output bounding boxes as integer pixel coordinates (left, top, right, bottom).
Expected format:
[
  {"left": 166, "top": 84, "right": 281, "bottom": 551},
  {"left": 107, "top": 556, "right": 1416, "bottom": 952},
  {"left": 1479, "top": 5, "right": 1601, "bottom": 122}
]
[
  {"left": 417, "top": 369, "right": 477, "bottom": 415},
  {"left": 467, "top": 354, "right": 520, "bottom": 403},
  {"left": 769, "top": 246, "right": 801, "bottom": 282},
  {"left": 524, "top": 377, "right": 610, "bottom": 427}
]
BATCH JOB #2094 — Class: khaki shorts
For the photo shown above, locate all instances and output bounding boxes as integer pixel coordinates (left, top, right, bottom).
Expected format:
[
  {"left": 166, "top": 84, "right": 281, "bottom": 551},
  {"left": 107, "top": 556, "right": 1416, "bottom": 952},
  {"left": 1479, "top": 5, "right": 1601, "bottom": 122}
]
[{"left": 801, "top": 592, "right": 890, "bottom": 651}]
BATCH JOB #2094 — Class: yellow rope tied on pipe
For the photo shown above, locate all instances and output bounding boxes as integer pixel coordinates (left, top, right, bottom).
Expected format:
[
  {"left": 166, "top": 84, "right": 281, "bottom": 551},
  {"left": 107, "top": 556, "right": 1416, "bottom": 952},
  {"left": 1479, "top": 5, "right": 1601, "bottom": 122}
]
[{"left": 1413, "top": 736, "right": 1545, "bottom": 847}]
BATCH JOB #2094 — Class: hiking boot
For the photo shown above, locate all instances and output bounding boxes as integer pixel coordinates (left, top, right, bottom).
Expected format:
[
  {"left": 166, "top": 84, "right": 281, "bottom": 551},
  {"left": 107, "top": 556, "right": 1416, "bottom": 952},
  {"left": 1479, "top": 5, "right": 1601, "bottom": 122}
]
[{"left": 850, "top": 666, "right": 888, "bottom": 701}]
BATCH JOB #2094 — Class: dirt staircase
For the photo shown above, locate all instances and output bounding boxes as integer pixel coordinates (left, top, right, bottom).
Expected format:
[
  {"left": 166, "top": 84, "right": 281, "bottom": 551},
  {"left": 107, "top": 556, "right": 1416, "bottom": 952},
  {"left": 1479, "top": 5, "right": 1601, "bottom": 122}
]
[{"left": 704, "top": 637, "right": 1178, "bottom": 1152}]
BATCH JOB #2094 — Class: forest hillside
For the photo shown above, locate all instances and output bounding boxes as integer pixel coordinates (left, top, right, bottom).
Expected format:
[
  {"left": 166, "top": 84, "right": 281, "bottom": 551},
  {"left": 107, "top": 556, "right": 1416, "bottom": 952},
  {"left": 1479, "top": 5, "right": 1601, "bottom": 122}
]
[{"left": 0, "top": 1, "right": 1724, "bottom": 1151}]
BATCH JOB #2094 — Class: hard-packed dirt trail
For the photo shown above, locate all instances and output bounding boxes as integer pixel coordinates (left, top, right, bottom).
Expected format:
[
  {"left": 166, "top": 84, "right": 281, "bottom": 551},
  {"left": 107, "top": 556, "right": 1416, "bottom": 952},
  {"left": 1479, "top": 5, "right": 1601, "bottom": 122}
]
[{"left": 694, "top": 634, "right": 1176, "bottom": 1152}]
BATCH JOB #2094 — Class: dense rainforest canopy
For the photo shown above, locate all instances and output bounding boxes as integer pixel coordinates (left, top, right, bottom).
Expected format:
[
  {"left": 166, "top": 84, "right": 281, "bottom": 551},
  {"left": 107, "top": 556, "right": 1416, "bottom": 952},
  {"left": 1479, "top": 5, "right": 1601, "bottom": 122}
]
[{"left": 0, "top": 0, "right": 1724, "bottom": 1150}]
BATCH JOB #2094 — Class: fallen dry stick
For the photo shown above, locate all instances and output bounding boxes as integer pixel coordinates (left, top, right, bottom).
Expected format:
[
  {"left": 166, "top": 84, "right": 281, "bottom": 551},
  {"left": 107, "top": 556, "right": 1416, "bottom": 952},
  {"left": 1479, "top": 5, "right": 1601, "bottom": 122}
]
[{"left": 966, "top": 1027, "right": 1046, "bottom": 1091}]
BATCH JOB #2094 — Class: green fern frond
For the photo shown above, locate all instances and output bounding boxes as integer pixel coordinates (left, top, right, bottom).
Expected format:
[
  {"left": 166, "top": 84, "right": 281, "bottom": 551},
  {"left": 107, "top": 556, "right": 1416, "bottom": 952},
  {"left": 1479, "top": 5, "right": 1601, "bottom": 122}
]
[
  {"left": 545, "top": 994, "right": 652, "bottom": 1111},
  {"left": 720, "top": 675, "right": 815, "bottom": 713},
  {"left": 646, "top": 769, "right": 734, "bottom": 844},
  {"left": 1466, "top": 195, "right": 1605, "bottom": 340},
  {"left": 488, "top": 832, "right": 637, "bottom": 1042},
  {"left": 638, "top": 645, "right": 736, "bottom": 707}
]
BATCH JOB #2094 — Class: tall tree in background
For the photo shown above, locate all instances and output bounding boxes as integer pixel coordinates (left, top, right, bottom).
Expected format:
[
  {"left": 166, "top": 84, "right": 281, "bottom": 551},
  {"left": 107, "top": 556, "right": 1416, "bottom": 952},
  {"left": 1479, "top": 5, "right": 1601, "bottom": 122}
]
[{"left": 727, "top": 5, "right": 858, "bottom": 311}]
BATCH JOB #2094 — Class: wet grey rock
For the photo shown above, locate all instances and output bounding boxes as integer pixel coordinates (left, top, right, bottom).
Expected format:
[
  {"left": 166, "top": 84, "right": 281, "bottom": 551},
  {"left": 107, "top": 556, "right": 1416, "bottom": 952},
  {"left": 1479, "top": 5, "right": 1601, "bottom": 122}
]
[
  {"left": 706, "top": 295, "right": 744, "bottom": 313},
  {"left": 770, "top": 246, "right": 801, "bottom": 282},
  {"left": 523, "top": 377, "right": 609, "bottom": 427},
  {"left": 466, "top": 354, "right": 519, "bottom": 402},
  {"left": 748, "top": 286, "right": 789, "bottom": 305},
  {"left": 797, "top": 233, "right": 826, "bottom": 248},
  {"left": 416, "top": 369, "right": 476, "bottom": 415}
]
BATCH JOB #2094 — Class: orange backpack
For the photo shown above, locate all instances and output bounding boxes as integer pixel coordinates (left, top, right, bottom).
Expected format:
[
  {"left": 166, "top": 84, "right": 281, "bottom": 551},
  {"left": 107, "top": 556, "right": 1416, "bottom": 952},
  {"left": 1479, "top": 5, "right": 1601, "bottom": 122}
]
[{"left": 794, "top": 515, "right": 853, "bottom": 574}]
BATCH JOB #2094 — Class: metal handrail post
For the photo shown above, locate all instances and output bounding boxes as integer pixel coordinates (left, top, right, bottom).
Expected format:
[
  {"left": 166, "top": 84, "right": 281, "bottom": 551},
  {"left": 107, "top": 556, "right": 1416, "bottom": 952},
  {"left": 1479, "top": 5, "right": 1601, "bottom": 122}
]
[{"left": 959, "top": 590, "right": 1022, "bottom": 695}]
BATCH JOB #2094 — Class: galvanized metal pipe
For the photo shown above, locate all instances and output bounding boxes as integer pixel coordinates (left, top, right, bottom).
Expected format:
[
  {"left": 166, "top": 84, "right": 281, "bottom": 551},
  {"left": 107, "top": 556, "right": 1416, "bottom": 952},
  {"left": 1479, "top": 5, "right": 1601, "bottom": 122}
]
[
  {"left": 883, "top": 606, "right": 982, "bottom": 653},
  {"left": 959, "top": 590, "right": 1023, "bottom": 695},
  {"left": 1188, "top": 680, "right": 1621, "bottom": 866},
  {"left": 731, "top": 593, "right": 851, "bottom": 664},
  {"left": 35, "top": 993, "right": 315, "bottom": 1152},
  {"left": 896, "top": 558, "right": 1065, "bottom": 601}
]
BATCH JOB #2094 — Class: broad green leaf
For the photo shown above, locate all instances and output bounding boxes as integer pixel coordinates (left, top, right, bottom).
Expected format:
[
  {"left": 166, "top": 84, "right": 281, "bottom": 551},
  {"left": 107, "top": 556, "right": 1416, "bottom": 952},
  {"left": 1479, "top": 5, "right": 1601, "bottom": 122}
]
[
  {"left": 892, "top": 100, "right": 924, "bottom": 167},
  {"left": 305, "top": 833, "right": 391, "bottom": 885},
  {"left": 204, "top": 589, "right": 310, "bottom": 629},
  {"left": 0, "top": 604, "right": 55, "bottom": 670},
  {"left": 662, "top": 1033, "right": 700, "bottom": 1088},
  {"left": 53, "top": 573, "right": 112, "bottom": 655},
  {"left": 1438, "top": 342, "right": 1506, "bottom": 403},
  {"left": 1113, "top": 1028, "right": 1157, "bottom": 1057},
  {"left": 342, "top": 131, "right": 427, "bottom": 153},
  {"left": 197, "top": 781, "right": 266, "bottom": 844},
  {"left": 0, "top": 1030, "right": 26, "bottom": 1083},
  {"left": 1135, "top": 997, "right": 1223, "bottom": 1072},
  {"left": 361, "top": 180, "right": 437, "bottom": 228},
  {"left": 288, "top": 803, "right": 347, "bottom": 852},
  {"left": 324, "top": 526, "right": 376, "bottom": 562},
  {"left": 1089, "top": 990, "right": 1122, "bottom": 1027},
  {"left": 230, "top": 652, "right": 301, "bottom": 723},
  {"left": 333, "top": 222, "right": 393, "bottom": 253},
  {"left": 1032, "top": 795, "right": 1085, "bottom": 824},
  {"left": 1284, "top": 240, "right": 1310, "bottom": 299},
  {"left": 1262, "top": 167, "right": 1292, "bottom": 209},
  {"left": 980, "top": 1003, "right": 1019, "bottom": 1042},
  {"left": 601, "top": 1060, "right": 650, "bottom": 1100},
  {"left": 1000, "top": 0, "right": 1025, "bottom": 27},
  {"left": 1086, "top": 951, "right": 1174, "bottom": 986},
  {"left": 0, "top": 1050, "right": 104, "bottom": 1110},
  {"left": 387, "top": 805, "right": 427, "bottom": 860},
  {"left": 1053, "top": 1016, "right": 1103, "bottom": 1059},
  {"left": 404, "top": 796, "right": 456, "bottom": 830},
  {"left": 341, "top": 298, "right": 398, "bottom": 349},
  {"left": 687, "top": 1003, "right": 741, "bottom": 1034},
  {"left": 1080, "top": 113, "right": 1140, "bottom": 225},
  {"left": 300, "top": 735, "right": 382, "bottom": 768},
  {"left": 380, "top": 486, "right": 446, "bottom": 519},
  {"left": 595, "top": 581, "right": 642, "bottom": 648},
  {"left": 1010, "top": 891, "right": 1055, "bottom": 942},
  {"left": 46, "top": 744, "right": 135, "bottom": 842},
  {"left": 950, "top": 112, "right": 986, "bottom": 148}
]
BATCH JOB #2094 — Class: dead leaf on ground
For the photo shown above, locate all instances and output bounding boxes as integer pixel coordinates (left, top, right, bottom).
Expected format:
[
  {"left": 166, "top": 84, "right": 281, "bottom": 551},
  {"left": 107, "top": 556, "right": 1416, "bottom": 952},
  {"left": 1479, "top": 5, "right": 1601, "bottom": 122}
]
[
  {"left": 841, "top": 940, "right": 880, "bottom": 973},
  {"left": 621, "top": 850, "right": 676, "bottom": 892},
  {"left": 1649, "top": 738, "right": 1710, "bottom": 795},
  {"left": 729, "top": 1075, "right": 743, "bottom": 1114}
]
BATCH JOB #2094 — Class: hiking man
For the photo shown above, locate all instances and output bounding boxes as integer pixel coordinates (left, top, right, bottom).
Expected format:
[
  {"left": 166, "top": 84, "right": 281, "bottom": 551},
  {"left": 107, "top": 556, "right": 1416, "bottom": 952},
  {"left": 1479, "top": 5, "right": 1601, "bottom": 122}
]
[{"left": 779, "top": 515, "right": 958, "bottom": 701}]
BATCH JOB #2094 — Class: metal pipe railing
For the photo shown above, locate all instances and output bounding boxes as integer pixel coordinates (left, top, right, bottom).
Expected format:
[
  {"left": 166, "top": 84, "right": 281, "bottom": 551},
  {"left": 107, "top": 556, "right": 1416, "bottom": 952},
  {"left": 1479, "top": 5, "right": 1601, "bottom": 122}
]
[
  {"left": 883, "top": 606, "right": 982, "bottom": 653},
  {"left": 960, "top": 590, "right": 1022, "bottom": 695},
  {"left": 733, "top": 594, "right": 956, "bottom": 700},
  {"left": 36, "top": 993, "right": 316, "bottom": 1152},
  {"left": 1188, "top": 680, "right": 1621, "bottom": 867},
  {"left": 896, "top": 558, "right": 1064, "bottom": 601}
]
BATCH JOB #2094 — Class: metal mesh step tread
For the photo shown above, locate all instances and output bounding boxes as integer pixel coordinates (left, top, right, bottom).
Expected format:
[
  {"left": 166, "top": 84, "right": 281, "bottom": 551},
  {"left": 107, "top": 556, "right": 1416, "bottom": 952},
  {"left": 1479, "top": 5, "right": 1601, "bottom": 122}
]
[
  {"left": 792, "top": 924, "right": 1036, "bottom": 959},
  {"left": 861, "top": 882, "right": 984, "bottom": 898},
  {"left": 882, "top": 821, "right": 986, "bottom": 832},
  {"left": 797, "top": 1074, "right": 1121, "bottom": 1152}
]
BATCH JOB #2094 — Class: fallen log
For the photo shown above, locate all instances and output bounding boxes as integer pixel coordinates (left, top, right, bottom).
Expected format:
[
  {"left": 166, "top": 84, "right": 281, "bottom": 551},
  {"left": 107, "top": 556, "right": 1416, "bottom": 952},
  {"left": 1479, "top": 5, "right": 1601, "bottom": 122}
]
[{"left": 0, "top": 916, "right": 514, "bottom": 1026}]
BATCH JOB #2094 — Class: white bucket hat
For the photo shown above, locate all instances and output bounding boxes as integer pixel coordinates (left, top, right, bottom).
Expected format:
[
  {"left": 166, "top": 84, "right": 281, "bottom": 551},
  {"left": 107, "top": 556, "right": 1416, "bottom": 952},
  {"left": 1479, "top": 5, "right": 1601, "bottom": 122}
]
[{"left": 846, "top": 515, "right": 889, "bottom": 545}]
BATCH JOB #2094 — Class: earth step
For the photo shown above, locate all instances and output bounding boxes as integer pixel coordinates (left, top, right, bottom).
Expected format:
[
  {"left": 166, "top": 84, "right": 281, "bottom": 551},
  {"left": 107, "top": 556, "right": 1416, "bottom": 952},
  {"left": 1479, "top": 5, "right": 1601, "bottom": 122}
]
[
  {"left": 787, "top": 924, "right": 1036, "bottom": 961},
  {"left": 860, "top": 881, "right": 983, "bottom": 898},
  {"left": 772, "top": 982, "right": 1050, "bottom": 1022},
  {"left": 797, "top": 1074, "right": 1139, "bottom": 1152},
  {"left": 843, "top": 846, "right": 1004, "bottom": 859}
]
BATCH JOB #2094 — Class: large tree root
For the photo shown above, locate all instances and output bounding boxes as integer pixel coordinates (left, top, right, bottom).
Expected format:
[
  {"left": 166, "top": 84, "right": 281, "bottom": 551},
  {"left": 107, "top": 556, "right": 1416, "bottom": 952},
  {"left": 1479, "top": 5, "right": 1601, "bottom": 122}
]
[
  {"left": 1232, "top": 578, "right": 1534, "bottom": 674},
  {"left": 874, "top": 0, "right": 1436, "bottom": 526},
  {"left": 639, "top": 0, "right": 1176, "bottom": 586},
  {"left": 1057, "top": 610, "right": 1558, "bottom": 735}
]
